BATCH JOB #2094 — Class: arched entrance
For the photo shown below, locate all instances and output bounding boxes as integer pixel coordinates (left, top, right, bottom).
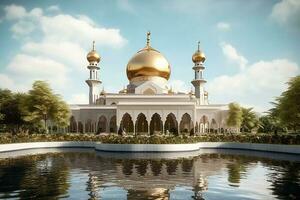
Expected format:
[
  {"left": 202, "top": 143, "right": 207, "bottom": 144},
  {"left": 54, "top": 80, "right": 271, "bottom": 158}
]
[
  {"left": 200, "top": 115, "right": 209, "bottom": 133},
  {"left": 109, "top": 115, "right": 116, "bottom": 133},
  {"left": 120, "top": 113, "right": 134, "bottom": 134},
  {"left": 179, "top": 113, "right": 194, "bottom": 135},
  {"left": 78, "top": 122, "right": 83, "bottom": 133},
  {"left": 164, "top": 113, "right": 178, "bottom": 136},
  {"left": 150, "top": 113, "right": 163, "bottom": 135},
  {"left": 210, "top": 119, "right": 218, "bottom": 133},
  {"left": 97, "top": 115, "right": 107, "bottom": 133},
  {"left": 69, "top": 116, "right": 77, "bottom": 133},
  {"left": 85, "top": 119, "right": 93, "bottom": 133},
  {"left": 135, "top": 113, "right": 148, "bottom": 135}
]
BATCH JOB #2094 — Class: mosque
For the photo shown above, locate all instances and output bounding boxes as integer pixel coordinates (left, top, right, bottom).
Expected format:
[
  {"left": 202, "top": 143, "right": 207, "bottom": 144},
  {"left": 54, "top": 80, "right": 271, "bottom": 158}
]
[{"left": 69, "top": 32, "right": 228, "bottom": 135}]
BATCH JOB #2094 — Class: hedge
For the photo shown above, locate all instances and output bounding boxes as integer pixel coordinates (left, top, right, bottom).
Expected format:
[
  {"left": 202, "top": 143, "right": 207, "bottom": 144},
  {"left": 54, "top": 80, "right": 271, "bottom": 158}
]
[{"left": 0, "top": 133, "right": 300, "bottom": 145}]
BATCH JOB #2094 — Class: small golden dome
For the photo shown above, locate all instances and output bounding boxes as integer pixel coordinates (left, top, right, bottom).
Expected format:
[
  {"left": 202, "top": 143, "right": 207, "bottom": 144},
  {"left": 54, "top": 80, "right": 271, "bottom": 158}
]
[
  {"left": 204, "top": 91, "right": 208, "bottom": 96},
  {"left": 192, "top": 41, "right": 206, "bottom": 63},
  {"left": 119, "top": 87, "right": 127, "bottom": 94},
  {"left": 100, "top": 88, "right": 106, "bottom": 95},
  {"left": 87, "top": 41, "right": 100, "bottom": 63},
  {"left": 126, "top": 32, "right": 171, "bottom": 81}
]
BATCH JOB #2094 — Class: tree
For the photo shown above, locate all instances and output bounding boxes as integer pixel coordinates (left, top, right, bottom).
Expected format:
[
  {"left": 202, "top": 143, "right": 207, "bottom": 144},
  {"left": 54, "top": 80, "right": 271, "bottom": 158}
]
[
  {"left": 226, "top": 103, "right": 243, "bottom": 133},
  {"left": 0, "top": 89, "right": 29, "bottom": 133},
  {"left": 241, "top": 107, "right": 259, "bottom": 132},
  {"left": 275, "top": 76, "right": 300, "bottom": 131},
  {"left": 258, "top": 114, "right": 284, "bottom": 134},
  {"left": 0, "top": 89, "right": 13, "bottom": 122},
  {"left": 23, "top": 81, "right": 70, "bottom": 132}
]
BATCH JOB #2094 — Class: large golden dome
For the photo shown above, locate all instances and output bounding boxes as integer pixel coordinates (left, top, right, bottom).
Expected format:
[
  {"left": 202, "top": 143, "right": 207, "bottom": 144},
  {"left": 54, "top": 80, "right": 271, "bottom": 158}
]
[
  {"left": 126, "top": 32, "right": 171, "bottom": 81},
  {"left": 87, "top": 41, "right": 100, "bottom": 63}
]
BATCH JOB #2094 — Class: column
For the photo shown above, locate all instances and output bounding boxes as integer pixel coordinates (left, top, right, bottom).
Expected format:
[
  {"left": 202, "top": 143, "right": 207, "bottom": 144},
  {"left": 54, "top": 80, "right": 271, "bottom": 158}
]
[{"left": 133, "top": 122, "right": 136, "bottom": 136}]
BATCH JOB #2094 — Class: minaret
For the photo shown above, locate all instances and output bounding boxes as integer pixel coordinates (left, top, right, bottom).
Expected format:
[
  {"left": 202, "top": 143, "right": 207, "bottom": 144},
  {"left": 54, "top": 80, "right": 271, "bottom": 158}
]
[
  {"left": 86, "top": 41, "right": 101, "bottom": 105},
  {"left": 191, "top": 41, "right": 207, "bottom": 105}
]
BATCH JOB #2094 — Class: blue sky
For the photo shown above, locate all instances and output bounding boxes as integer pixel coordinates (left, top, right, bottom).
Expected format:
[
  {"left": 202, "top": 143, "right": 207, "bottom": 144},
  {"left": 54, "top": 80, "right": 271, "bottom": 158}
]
[{"left": 0, "top": 0, "right": 299, "bottom": 112}]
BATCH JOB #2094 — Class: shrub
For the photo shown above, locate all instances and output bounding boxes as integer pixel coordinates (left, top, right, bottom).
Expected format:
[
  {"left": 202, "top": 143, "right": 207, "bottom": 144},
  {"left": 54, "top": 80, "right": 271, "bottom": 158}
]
[{"left": 0, "top": 133, "right": 299, "bottom": 145}]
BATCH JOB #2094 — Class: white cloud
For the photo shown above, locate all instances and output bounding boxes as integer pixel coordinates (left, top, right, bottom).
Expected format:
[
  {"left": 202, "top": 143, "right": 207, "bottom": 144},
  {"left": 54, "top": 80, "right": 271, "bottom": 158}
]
[
  {"left": 216, "top": 22, "right": 231, "bottom": 31},
  {"left": 220, "top": 42, "right": 248, "bottom": 70},
  {"left": 7, "top": 54, "right": 69, "bottom": 90},
  {"left": 11, "top": 20, "right": 35, "bottom": 38},
  {"left": 4, "top": 4, "right": 27, "bottom": 20},
  {"left": 270, "top": 0, "right": 300, "bottom": 31},
  {"left": 47, "top": 5, "right": 60, "bottom": 12},
  {"left": 0, "top": 73, "right": 29, "bottom": 92},
  {"left": 207, "top": 59, "right": 299, "bottom": 112},
  {"left": 68, "top": 93, "right": 88, "bottom": 104},
  {"left": 40, "top": 14, "right": 127, "bottom": 48},
  {"left": 1, "top": 4, "right": 128, "bottom": 101},
  {"left": 22, "top": 41, "right": 86, "bottom": 69}
]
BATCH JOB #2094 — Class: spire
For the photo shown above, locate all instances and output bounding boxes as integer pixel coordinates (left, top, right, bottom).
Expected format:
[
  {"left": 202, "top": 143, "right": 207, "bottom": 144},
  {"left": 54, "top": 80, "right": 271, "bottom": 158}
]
[
  {"left": 92, "top": 41, "right": 95, "bottom": 51},
  {"left": 146, "top": 31, "right": 151, "bottom": 47},
  {"left": 197, "top": 41, "right": 200, "bottom": 51}
]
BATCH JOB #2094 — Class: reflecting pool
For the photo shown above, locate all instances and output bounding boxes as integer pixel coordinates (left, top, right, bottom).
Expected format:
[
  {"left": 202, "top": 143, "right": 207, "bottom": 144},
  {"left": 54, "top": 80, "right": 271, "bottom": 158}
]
[{"left": 0, "top": 149, "right": 299, "bottom": 200}]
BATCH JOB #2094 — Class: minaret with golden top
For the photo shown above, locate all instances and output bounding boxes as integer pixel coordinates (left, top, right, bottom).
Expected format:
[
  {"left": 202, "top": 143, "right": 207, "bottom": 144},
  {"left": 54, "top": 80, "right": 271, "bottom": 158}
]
[
  {"left": 86, "top": 41, "right": 101, "bottom": 104},
  {"left": 191, "top": 41, "right": 207, "bottom": 105}
]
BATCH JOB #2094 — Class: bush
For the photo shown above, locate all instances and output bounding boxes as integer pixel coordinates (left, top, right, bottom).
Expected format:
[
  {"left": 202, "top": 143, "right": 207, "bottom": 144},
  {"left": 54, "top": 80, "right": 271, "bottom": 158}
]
[{"left": 0, "top": 133, "right": 299, "bottom": 145}]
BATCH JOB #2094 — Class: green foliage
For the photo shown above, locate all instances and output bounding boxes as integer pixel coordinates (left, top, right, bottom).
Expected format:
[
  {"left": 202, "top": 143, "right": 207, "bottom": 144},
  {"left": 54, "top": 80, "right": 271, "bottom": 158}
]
[
  {"left": 22, "top": 81, "right": 70, "bottom": 130},
  {"left": 226, "top": 103, "right": 243, "bottom": 132},
  {"left": 241, "top": 107, "right": 259, "bottom": 132},
  {"left": 258, "top": 115, "right": 285, "bottom": 134},
  {"left": 0, "top": 133, "right": 299, "bottom": 145},
  {"left": 0, "top": 81, "right": 70, "bottom": 134},
  {"left": 0, "top": 89, "right": 29, "bottom": 133},
  {"left": 274, "top": 76, "right": 300, "bottom": 131}
]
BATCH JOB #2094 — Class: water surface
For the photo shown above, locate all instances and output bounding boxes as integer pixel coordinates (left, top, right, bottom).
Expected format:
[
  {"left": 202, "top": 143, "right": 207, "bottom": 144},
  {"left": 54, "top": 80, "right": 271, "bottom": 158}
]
[{"left": 0, "top": 149, "right": 299, "bottom": 200}]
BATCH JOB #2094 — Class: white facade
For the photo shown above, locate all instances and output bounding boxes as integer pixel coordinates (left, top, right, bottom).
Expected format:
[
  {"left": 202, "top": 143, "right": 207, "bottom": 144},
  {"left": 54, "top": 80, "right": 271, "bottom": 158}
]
[{"left": 69, "top": 35, "right": 229, "bottom": 135}]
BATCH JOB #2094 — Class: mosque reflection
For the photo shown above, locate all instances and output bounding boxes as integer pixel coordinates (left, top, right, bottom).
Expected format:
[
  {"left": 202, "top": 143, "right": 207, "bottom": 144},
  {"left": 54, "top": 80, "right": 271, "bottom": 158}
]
[{"left": 0, "top": 150, "right": 299, "bottom": 200}]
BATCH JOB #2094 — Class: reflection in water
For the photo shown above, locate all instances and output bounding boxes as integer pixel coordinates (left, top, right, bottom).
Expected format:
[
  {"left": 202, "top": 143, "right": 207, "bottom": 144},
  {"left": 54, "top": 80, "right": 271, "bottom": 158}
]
[{"left": 0, "top": 150, "right": 299, "bottom": 199}]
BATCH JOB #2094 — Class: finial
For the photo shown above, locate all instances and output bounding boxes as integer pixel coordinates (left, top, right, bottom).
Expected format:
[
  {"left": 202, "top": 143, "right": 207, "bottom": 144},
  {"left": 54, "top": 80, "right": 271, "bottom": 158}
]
[
  {"left": 92, "top": 41, "right": 95, "bottom": 51},
  {"left": 146, "top": 31, "right": 151, "bottom": 47},
  {"left": 197, "top": 41, "right": 200, "bottom": 51}
]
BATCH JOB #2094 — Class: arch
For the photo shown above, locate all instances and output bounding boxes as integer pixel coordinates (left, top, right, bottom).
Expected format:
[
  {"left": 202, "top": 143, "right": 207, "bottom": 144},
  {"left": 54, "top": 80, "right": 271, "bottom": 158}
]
[
  {"left": 120, "top": 113, "right": 134, "bottom": 134},
  {"left": 111, "top": 102, "right": 116, "bottom": 105},
  {"left": 97, "top": 115, "right": 107, "bottom": 133},
  {"left": 109, "top": 115, "right": 116, "bottom": 133},
  {"left": 78, "top": 122, "right": 83, "bottom": 133},
  {"left": 164, "top": 113, "right": 178, "bottom": 136},
  {"left": 143, "top": 88, "right": 156, "bottom": 95},
  {"left": 200, "top": 115, "right": 209, "bottom": 133},
  {"left": 210, "top": 118, "right": 218, "bottom": 133},
  {"left": 69, "top": 116, "right": 77, "bottom": 133},
  {"left": 85, "top": 119, "right": 93, "bottom": 133},
  {"left": 135, "top": 113, "right": 148, "bottom": 135},
  {"left": 150, "top": 113, "right": 163, "bottom": 135},
  {"left": 179, "top": 113, "right": 194, "bottom": 135}
]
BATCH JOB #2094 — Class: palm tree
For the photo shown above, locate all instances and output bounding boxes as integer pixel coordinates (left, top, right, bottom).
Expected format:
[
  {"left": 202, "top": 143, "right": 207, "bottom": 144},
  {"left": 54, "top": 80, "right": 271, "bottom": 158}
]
[{"left": 241, "top": 107, "right": 259, "bottom": 133}]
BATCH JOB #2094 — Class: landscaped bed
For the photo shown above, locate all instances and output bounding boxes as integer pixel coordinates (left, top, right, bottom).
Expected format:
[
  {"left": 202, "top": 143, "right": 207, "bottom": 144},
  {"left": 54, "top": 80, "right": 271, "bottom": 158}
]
[{"left": 0, "top": 133, "right": 299, "bottom": 145}]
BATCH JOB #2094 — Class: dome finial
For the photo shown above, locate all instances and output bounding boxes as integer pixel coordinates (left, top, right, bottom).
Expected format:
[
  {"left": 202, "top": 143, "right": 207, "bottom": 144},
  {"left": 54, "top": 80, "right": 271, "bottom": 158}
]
[
  {"left": 146, "top": 31, "right": 151, "bottom": 47},
  {"left": 197, "top": 41, "right": 200, "bottom": 51},
  {"left": 92, "top": 41, "right": 96, "bottom": 51}
]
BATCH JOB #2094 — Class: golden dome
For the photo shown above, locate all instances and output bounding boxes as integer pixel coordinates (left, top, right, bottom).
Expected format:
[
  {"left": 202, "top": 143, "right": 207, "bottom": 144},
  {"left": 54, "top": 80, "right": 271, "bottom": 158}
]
[
  {"left": 192, "top": 41, "right": 206, "bottom": 63},
  {"left": 126, "top": 32, "right": 171, "bottom": 81},
  {"left": 87, "top": 41, "right": 100, "bottom": 63}
]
